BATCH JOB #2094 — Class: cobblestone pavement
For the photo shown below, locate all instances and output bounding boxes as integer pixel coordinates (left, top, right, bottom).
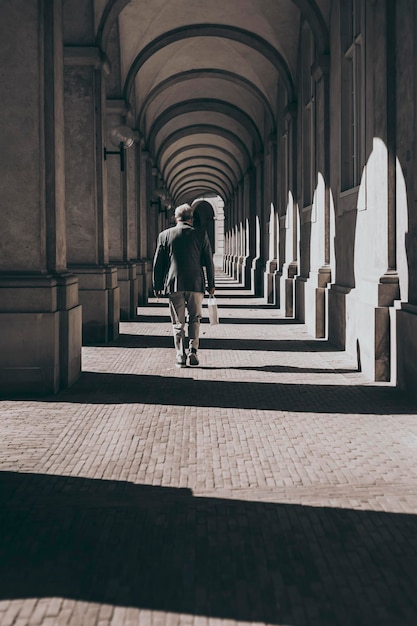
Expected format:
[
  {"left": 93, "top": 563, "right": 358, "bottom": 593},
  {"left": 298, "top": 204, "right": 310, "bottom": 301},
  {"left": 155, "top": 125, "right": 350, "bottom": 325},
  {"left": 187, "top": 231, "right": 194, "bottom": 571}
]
[{"left": 1, "top": 273, "right": 417, "bottom": 626}]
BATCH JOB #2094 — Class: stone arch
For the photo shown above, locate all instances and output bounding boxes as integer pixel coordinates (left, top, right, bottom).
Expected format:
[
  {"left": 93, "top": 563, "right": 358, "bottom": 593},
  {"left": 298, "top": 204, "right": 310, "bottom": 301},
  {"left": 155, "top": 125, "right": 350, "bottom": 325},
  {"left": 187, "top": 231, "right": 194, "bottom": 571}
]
[
  {"left": 100, "top": 2, "right": 329, "bottom": 75},
  {"left": 122, "top": 24, "right": 295, "bottom": 103},
  {"left": 138, "top": 69, "right": 275, "bottom": 134},
  {"left": 147, "top": 99, "right": 263, "bottom": 158}
]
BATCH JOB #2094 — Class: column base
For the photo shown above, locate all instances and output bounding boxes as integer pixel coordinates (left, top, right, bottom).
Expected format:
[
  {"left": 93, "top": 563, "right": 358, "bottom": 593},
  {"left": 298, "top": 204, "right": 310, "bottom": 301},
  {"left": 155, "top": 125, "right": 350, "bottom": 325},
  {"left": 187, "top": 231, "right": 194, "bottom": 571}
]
[
  {"left": 301, "top": 265, "right": 331, "bottom": 338},
  {"left": 280, "top": 262, "right": 297, "bottom": 317},
  {"left": 251, "top": 257, "right": 264, "bottom": 297},
  {"left": 0, "top": 273, "right": 82, "bottom": 394},
  {"left": 328, "top": 284, "right": 350, "bottom": 349},
  {"left": 114, "top": 262, "right": 138, "bottom": 320},
  {"left": 70, "top": 265, "right": 120, "bottom": 344},
  {"left": 396, "top": 303, "right": 417, "bottom": 399},
  {"left": 264, "top": 260, "right": 278, "bottom": 304},
  {"left": 329, "top": 274, "right": 399, "bottom": 382}
]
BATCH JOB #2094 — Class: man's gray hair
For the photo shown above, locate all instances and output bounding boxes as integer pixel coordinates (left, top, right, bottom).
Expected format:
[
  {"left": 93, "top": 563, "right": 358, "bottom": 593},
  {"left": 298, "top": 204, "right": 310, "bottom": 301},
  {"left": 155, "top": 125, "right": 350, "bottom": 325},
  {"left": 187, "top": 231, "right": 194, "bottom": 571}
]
[{"left": 175, "top": 203, "right": 193, "bottom": 222}]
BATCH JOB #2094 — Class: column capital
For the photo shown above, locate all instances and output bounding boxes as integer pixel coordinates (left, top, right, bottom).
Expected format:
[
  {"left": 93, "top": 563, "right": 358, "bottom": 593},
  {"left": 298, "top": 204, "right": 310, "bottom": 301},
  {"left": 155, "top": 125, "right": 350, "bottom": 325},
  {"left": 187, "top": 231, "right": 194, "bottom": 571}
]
[
  {"left": 106, "top": 98, "right": 130, "bottom": 116},
  {"left": 64, "top": 46, "right": 111, "bottom": 76}
]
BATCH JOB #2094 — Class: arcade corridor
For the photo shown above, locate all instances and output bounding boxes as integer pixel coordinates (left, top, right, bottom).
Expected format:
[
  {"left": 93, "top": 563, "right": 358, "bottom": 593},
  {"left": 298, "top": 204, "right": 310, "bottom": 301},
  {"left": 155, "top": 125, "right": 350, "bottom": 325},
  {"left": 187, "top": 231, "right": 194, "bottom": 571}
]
[
  {"left": 1, "top": 274, "right": 417, "bottom": 625},
  {"left": 3, "top": 1, "right": 417, "bottom": 399},
  {"left": 2, "top": 2, "right": 417, "bottom": 622}
]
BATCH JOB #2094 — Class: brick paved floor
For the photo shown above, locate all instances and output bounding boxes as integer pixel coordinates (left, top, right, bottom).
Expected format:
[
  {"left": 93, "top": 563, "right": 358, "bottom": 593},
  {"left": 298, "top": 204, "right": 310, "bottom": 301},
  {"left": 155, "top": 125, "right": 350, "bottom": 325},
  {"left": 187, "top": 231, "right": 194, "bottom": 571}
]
[{"left": 1, "top": 272, "right": 417, "bottom": 625}]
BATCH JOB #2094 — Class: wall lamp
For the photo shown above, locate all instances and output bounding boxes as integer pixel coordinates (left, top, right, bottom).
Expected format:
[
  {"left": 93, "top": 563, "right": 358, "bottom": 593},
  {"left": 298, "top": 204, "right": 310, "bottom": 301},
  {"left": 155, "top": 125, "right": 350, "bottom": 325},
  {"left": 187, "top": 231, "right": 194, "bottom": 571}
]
[
  {"left": 150, "top": 198, "right": 170, "bottom": 217},
  {"left": 150, "top": 198, "right": 162, "bottom": 212},
  {"left": 151, "top": 186, "right": 171, "bottom": 216},
  {"left": 104, "top": 125, "right": 140, "bottom": 171}
]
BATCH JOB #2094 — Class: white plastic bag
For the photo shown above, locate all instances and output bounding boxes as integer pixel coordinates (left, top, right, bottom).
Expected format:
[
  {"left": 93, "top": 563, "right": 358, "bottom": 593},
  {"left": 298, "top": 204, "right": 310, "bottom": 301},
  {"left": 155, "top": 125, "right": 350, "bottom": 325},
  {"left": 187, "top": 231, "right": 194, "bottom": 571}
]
[{"left": 207, "top": 295, "right": 219, "bottom": 325}]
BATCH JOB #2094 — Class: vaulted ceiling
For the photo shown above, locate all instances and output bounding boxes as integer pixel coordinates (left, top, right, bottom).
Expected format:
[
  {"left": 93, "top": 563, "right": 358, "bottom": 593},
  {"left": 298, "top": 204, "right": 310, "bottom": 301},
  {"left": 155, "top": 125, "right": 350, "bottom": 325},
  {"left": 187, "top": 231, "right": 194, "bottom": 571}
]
[{"left": 97, "top": 0, "right": 329, "bottom": 206}]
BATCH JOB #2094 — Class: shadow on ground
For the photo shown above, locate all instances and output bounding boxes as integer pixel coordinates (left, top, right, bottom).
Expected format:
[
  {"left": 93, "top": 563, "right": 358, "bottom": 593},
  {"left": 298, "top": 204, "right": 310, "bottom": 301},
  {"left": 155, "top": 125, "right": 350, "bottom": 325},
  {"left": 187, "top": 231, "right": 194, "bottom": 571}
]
[
  {"left": 16, "top": 371, "right": 415, "bottom": 414},
  {"left": 136, "top": 315, "right": 297, "bottom": 325},
  {"left": 97, "top": 334, "right": 340, "bottom": 352},
  {"left": 1, "top": 471, "right": 416, "bottom": 625}
]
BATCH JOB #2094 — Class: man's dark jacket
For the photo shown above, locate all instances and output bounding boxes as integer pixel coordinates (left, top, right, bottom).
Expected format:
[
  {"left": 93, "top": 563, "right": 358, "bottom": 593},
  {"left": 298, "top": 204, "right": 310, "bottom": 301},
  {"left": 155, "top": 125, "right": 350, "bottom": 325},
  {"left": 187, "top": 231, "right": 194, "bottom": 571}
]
[{"left": 153, "top": 221, "right": 215, "bottom": 294}]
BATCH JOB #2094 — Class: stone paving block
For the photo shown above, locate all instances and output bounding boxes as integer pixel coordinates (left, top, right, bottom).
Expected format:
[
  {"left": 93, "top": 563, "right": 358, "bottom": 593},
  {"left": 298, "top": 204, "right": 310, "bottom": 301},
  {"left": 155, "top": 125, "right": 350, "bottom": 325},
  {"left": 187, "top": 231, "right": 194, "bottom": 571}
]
[{"left": 1, "top": 274, "right": 417, "bottom": 625}]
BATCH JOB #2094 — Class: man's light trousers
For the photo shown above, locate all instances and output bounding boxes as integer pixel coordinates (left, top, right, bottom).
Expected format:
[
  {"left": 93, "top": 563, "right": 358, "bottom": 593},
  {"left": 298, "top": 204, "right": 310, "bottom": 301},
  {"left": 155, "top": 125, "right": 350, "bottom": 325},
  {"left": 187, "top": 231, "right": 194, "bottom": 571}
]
[{"left": 168, "top": 291, "right": 204, "bottom": 357}]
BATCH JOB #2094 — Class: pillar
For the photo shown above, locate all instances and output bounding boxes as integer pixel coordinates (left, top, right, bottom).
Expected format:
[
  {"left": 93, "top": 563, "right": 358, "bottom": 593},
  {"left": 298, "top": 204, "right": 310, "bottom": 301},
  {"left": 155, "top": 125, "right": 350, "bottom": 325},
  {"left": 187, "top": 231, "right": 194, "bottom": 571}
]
[
  {"left": 64, "top": 47, "right": 119, "bottom": 344},
  {"left": 279, "top": 102, "right": 298, "bottom": 318},
  {"left": 250, "top": 158, "right": 265, "bottom": 296},
  {"left": 106, "top": 99, "right": 138, "bottom": 320},
  {"left": 0, "top": 0, "right": 82, "bottom": 394},
  {"left": 298, "top": 55, "right": 332, "bottom": 338},
  {"left": 264, "top": 133, "right": 279, "bottom": 304}
]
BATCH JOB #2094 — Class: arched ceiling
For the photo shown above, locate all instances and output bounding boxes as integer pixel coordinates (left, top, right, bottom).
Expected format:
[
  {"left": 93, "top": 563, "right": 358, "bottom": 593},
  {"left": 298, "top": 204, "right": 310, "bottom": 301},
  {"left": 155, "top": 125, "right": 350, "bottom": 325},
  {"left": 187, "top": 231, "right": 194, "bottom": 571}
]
[{"left": 98, "top": 0, "right": 329, "bottom": 206}]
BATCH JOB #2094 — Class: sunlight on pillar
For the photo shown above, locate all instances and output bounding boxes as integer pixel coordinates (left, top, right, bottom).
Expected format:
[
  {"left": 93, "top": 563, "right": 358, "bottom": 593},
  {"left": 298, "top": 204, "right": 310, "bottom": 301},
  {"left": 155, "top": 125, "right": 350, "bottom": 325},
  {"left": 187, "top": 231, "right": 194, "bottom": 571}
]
[
  {"left": 354, "top": 137, "right": 388, "bottom": 282},
  {"left": 245, "top": 218, "right": 250, "bottom": 257},
  {"left": 309, "top": 173, "right": 326, "bottom": 272},
  {"left": 268, "top": 202, "right": 275, "bottom": 261},
  {"left": 255, "top": 215, "right": 261, "bottom": 259}
]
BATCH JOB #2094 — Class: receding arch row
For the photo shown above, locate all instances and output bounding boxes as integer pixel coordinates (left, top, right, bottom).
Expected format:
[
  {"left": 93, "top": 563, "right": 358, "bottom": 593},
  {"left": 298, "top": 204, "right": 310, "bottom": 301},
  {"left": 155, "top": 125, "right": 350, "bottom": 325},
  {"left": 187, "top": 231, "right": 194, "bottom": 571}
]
[
  {"left": 148, "top": 99, "right": 263, "bottom": 158},
  {"left": 170, "top": 167, "right": 235, "bottom": 198},
  {"left": 177, "top": 187, "right": 222, "bottom": 205},
  {"left": 98, "top": 0, "right": 329, "bottom": 71},
  {"left": 122, "top": 24, "right": 295, "bottom": 103},
  {"left": 138, "top": 69, "right": 276, "bottom": 133},
  {"left": 156, "top": 124, "right": 253, "bottom": 170},
  {"left": 161, "top": 143, "right": 245, "bottom": 180},
  {"left": 166, "top": 157, "right": 239, "bottom": 188},
  {"left": 173, "top": 178, "right": 228, "bottom": 204},
  {"left": 172, "top": 171, "right": 231, "bottom": 198}
]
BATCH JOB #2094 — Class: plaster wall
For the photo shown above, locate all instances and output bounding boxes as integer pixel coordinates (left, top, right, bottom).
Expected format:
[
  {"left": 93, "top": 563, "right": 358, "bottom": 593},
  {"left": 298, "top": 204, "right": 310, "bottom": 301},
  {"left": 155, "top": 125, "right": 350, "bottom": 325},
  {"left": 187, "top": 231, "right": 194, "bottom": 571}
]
[
  {"left": 63, "top": 0, "right": 94, "bottom": 44},
  {"left": 0, "top": 1, "right": 44, "bottom": 272}
]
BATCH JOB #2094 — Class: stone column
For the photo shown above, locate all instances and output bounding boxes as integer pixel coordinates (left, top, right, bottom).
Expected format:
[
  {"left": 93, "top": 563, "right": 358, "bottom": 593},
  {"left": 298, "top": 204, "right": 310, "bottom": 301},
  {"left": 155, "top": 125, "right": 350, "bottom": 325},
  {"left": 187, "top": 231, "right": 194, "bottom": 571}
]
[
  {"left": 280, "top": 103, "right": 298, "bottom": 318},
  {"left": 264, "top": 133, "right": 279, "bottom": 304},
  {"left": 340, "top": 1, "right": 398, "bottom": 382},
  {"left": 136, "top": 147, "right": 150, "bottom": 303},
  {"left": 251, "top": 156, "right": 265, "bottom": 296},
  {"left": 106, "top": 99, "right": 138, "bottom": 320},
  {"left": 396, "top": 0, "right": 417, "bottom": 397},
  {"left": 64, "top": 47, "right": 119, "bottom": 344},
  {"left": 299, "top": 55, "right": 332, "bottom": 338},
  {"left": 213, "top": 197, "right": 225, "bottom": 269},
  {"left": 0, "top": 0, "right": 82, "bottom": 394},
  {"left": 224, "top": 194, "right": 235, "bottom": 275}
]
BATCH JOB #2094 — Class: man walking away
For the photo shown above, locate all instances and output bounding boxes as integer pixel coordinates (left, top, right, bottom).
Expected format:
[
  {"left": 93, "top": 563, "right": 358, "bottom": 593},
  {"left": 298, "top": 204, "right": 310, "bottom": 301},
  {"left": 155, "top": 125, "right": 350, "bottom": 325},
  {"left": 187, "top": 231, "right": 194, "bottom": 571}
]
[{"left": 152, "top": 203, "right": 215, "bottom": 367}]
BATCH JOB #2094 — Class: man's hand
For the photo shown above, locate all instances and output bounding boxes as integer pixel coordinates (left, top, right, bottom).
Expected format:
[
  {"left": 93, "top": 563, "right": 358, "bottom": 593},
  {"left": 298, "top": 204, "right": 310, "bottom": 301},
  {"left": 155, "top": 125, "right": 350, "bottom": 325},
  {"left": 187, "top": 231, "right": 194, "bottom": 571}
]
[
  {"left": 209, "top": 287, "right": 215, "bottom": 295},
  {"left": 154, "top": 290, "right": 163, "bottom": 297}
]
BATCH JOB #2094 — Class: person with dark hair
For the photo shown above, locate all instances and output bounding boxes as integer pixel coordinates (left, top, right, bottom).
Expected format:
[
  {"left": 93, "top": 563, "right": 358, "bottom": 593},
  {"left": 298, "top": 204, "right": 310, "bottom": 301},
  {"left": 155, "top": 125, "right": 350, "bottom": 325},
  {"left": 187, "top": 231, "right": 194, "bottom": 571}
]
[{"left": 152, "top": 203, "right": 215, "bottom": 367}]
